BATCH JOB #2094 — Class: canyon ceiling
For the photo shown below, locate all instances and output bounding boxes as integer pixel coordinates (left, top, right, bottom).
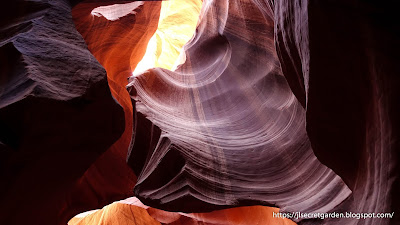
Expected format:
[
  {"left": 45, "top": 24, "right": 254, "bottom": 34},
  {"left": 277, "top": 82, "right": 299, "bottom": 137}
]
[{"left": 0, "top": 0, "right": 399, "bottom": 225}]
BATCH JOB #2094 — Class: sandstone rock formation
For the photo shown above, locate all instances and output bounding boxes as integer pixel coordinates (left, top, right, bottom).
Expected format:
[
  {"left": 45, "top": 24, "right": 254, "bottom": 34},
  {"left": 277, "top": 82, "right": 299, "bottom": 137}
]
[
  {"left": 68, "top": 197, "right": 296, "bottom": 225},
  {"left": 127, "top": 0, "right": 350, "bottom": 217},
  {"left": 1, "top": 0, "right": 399, "bottom": 225},
  {"left": 0, "top": 0, "right": 124, "bottom": 224},
  {"left": 275, "top": 1, "right": 400, "bottom": 224}
]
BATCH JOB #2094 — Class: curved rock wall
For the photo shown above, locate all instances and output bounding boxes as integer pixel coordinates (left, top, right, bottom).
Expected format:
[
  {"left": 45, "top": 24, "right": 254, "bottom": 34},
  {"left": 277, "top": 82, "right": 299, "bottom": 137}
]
[
  {"left": 68, "top": 197, "right": 296, "bottom": 225},
  {"left": 0, "top": 0, "right": 124, "bottom": 224},
  {"left": 275, "top": 0, "right": 400, "bottom": 224},
  {"left": 127, "top": 0, "right": 350, "bottom": 217},
  {"left": 1, "top": 0, "right": 398, "bottom": 224}
]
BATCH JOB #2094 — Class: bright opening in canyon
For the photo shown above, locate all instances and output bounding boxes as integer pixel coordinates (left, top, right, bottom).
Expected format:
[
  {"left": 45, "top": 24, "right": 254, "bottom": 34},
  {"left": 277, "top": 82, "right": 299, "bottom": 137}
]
[
  {"left": 133, "top": 0, "right": 202, "bottom": 75},
  {"left": 2, "top": 0, "right": 398, "bottom": 225}
]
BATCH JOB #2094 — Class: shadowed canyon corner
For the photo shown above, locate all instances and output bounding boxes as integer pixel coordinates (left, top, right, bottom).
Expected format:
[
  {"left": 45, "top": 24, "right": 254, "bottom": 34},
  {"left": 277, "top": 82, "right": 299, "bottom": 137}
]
[{"left": 0, "top": 0, "right": 399, "bottom": 225}]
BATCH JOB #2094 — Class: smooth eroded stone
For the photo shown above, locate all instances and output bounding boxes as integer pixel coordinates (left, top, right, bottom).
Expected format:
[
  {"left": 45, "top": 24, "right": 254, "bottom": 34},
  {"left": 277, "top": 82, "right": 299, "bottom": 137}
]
[
  {"left": 275, "top": 0, "right": 400, "bottom": 224},
  {"left": 127, "top": 0, "right": 350, "bottom": 220}
]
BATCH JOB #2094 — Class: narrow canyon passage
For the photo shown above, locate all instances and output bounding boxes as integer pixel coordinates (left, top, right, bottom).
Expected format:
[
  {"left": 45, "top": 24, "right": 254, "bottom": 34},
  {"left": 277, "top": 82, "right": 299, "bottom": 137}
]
[{"left": 0, "top": 0, "right": 398, "bottom": 225}]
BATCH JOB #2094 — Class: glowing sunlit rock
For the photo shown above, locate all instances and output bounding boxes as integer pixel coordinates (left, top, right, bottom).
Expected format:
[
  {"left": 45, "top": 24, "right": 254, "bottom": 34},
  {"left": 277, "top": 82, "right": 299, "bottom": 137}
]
[
  {"left": 127, "top": 0, "right": 350, "bottom": 218},
  {"left": 70, "top": 1, "right": 162, "bottom": 222},
  {"left": 4, "top": 0, "right": 398, "bottom": 224},
  {"left": 68, "top": 202, "right": 160, "bottom": 225},
  {"left": 133, "top": 0, "right": 201, "bottom": 75},
  {"left": 68, "top": 197, "right": 296, "bottom": 225}
]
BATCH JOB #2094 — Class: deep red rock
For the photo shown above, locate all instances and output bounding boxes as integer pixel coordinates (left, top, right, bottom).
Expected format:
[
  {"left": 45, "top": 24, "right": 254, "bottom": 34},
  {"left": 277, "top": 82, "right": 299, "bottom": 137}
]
[{"left": 2, "top": 0, "right": 399, "bottom": 225}]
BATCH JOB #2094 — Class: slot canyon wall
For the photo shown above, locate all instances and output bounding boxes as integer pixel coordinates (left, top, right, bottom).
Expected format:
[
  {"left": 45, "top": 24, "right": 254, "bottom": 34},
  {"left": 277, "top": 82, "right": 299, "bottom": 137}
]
[
  {"left": 0, "top": 0, "right": 399, "bottom": 225},
  {"left": 274, "top": 0, "right": 400, "bottom": 224},
  {"left": 0, "top": 0, "right": 126, "bottom": 224}
]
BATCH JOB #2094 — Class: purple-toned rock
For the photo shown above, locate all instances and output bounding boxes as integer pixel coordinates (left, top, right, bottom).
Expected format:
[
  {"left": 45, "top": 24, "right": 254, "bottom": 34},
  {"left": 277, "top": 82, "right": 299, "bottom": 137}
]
[
  {"left": 127, "top": 0, "right": 350, "bottom": 218},
  {"left": 275, "top": 0, "right": 400, "bottom": 224},
  {"left": 0, "top": 1, "right": 124, "bottom": 224}
]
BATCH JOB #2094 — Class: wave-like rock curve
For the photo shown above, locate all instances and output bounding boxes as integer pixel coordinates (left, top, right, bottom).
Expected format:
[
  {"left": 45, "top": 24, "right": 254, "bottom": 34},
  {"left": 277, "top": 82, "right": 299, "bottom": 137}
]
[
  {"left": 127, "top": 0, "right": 350, "bottom": 218},
  {"left": 275, "top": 0, "right": 400, "bottom": 224}
]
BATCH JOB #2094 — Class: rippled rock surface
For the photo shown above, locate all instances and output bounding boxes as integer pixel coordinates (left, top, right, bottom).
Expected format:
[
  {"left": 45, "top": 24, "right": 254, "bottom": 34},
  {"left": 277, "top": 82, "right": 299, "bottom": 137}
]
[
  {"left": 275, "top": 0, "right": 400, "bottom": 224},
  {"left": 0, "top": 1, "right": 124, "bottom": 224},
  {"left": 2, "top": 0, "right": 399, "bottom": 224},
  {"left": 68, "top": 197, "right": 296, "bottom": 225},
  {"left": 127, "top": 0, "right": 350, "bottom": 216}
]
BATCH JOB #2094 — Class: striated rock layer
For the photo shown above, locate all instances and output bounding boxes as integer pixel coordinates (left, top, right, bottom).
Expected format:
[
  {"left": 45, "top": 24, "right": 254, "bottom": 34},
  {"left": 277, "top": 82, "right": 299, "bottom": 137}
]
[
  {"left": 127, "top": 0, "right": 350, "bottom": 218},
  {"left": 70, "top": 0, "right": 161, "bottom": 222},
  {"left": 72, "top": 1, "right": 302, "bottom": 224},
  {"left": 0, "top": 0, "right": 124, "bottom": 224},
  {"left": 275, "top": 0, "right": 400, "bottom": 224},
  {"left": 2, "top": 0, "right": 398, "bottom": 224},
  {"left": 68, "top": 197, "right": 296, "bottom": 225}
]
